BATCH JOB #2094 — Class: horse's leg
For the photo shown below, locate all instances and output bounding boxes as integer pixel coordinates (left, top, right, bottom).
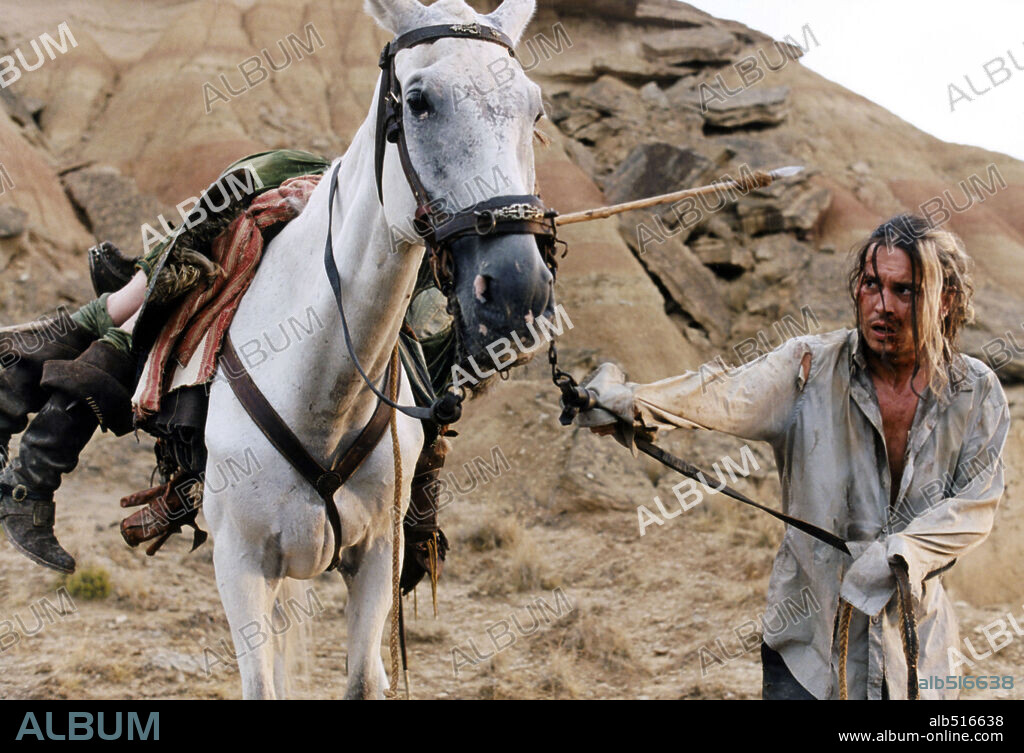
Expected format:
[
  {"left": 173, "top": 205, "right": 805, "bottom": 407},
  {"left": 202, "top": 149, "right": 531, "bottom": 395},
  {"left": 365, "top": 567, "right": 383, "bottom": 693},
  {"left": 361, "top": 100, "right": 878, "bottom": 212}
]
[
  {"left": 341, "top": 534, "right": 398, "bottom": 699},
  {"left": 213, "top": 528, "right": 281, "bottom": 700},
  {"left": 270, "top": 578, "right": 311, "bottom": 699}
]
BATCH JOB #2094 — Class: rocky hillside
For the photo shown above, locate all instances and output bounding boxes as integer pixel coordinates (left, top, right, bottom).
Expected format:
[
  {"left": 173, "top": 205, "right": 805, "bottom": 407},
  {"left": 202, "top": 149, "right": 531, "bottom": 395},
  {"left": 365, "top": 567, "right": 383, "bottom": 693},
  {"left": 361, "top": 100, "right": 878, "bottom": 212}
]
[{"left": 0, "top": 0, "right": 1022, "bottom": 699}]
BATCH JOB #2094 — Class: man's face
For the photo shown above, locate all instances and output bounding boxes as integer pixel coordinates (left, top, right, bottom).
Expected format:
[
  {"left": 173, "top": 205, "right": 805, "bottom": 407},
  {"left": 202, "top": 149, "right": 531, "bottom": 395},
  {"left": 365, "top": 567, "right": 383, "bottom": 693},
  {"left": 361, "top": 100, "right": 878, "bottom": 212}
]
[{"left": 856, "top": 244, "right": 918, "bottom": 362}]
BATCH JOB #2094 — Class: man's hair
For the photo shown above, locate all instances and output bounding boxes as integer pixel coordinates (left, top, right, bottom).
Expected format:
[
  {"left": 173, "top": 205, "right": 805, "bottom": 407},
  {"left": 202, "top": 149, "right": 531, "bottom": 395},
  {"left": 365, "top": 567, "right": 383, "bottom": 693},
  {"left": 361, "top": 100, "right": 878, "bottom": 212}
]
[{"left": 847, "top": 214, "right": 975, "bottom": 396}]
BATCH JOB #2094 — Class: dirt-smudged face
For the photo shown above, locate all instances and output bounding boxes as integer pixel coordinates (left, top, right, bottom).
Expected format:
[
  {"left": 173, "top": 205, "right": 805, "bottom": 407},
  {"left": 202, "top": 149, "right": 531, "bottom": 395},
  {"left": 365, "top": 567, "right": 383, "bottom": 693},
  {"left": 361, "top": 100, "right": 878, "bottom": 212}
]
[{"left": 856, "top": 244, "right": 919, "bottom": 365}]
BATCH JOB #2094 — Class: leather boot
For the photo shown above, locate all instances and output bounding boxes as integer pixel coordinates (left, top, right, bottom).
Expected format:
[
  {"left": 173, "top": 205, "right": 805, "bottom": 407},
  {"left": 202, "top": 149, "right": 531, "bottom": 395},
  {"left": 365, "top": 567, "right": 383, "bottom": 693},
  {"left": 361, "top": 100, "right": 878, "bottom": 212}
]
[
  {"left": 0, "top": 341, "right": 137, "bottom": 573},
  {"left": 0, "top": 392, "right": 98, "bottom": 573},
  {"left": 0, "top": 316, "right": 94, "bottom": 469},
  {"left": 88, "top": 241, "right": 139, "bottom": 297},
  {"left": 400, "top": 437, "right": 451, "bottom": 611}
]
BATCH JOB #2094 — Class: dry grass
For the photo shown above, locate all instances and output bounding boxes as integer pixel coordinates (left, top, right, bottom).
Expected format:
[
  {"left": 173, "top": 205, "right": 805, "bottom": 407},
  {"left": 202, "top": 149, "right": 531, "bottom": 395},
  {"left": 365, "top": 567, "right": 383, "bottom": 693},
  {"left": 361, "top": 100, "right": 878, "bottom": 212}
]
[
  {"left": 467, "top": 520, "right": 559, "bottom": 595},
  {"left": 403, "top": 614, "right": 450, "bottom": 644},
  {"left": 112, "top": 570, "right": 159, "bottom": 611},
  {"left": 508, "top": 537, "right": 545, "bottom": 592},
  {"left": 539, "top": 607, "right": 638, "bottom": 674},
  {"left": 536, "top": 648, "right": 583, "bottom": 699},
  {"left": 478, "top": 647, "right": 584, "bottom": 700},
  {"left": 457, "top": 517, "right": 522, "bottom": 552}
]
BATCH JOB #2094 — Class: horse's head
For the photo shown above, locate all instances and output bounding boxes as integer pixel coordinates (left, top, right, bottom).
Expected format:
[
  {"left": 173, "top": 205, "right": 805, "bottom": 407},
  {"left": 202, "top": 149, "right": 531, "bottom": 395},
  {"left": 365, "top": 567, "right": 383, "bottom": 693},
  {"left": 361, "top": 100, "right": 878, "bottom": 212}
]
[{"left": 367, "top": 0, "right": 557, "bottom": 382}]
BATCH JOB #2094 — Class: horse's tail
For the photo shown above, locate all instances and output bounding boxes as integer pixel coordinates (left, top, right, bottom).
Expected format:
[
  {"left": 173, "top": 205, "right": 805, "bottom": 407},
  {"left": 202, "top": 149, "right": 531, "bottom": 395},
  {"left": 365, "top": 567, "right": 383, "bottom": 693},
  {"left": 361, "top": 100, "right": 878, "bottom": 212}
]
[{"left": 273, "top": 577, "right": 316, "bottom": 695}]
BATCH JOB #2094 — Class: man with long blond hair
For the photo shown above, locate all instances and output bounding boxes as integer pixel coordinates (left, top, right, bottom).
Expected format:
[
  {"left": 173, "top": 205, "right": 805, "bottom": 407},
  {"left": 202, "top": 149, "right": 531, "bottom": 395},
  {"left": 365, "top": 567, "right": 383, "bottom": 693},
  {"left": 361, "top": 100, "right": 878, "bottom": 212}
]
[{"left": 579, "top": 214, "right": 1010, "bottom": 699}]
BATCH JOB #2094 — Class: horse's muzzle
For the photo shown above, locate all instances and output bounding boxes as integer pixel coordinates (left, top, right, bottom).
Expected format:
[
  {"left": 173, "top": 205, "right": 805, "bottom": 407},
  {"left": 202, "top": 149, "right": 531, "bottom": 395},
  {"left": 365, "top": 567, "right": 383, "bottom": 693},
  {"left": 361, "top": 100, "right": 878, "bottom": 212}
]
[{"left": 450, "top": 233, "right": 554, "bottom": 359}]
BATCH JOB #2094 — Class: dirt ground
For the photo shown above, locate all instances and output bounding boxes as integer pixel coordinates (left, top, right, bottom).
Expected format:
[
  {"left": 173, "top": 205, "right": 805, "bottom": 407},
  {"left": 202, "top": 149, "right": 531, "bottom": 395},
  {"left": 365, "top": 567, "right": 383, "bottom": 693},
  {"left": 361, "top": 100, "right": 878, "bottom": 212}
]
[{"left": 1, "top": 376, "right": 1021, "bottom": 701}]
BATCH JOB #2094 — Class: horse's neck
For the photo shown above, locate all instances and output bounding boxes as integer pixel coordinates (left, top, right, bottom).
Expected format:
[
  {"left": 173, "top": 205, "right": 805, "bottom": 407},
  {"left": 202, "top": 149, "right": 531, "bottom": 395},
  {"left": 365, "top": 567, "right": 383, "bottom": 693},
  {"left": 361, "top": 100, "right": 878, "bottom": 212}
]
[{"left": 226, "top": 118, "right": 420, "bottom": 454}]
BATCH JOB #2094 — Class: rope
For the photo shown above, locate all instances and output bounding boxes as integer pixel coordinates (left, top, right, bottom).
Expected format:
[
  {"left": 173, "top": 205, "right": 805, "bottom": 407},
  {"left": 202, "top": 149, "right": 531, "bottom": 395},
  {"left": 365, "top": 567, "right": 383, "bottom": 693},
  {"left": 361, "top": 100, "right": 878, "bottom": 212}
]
[
  {"left": 837, "top": 600, "right": 853, "bottom": 700},
  {"left": 894, "top": 564, "right": 920, "bottom": 700},
  {"left": 427, "top": 532, "right": 440, "bottom": 618},
  {"left": 387, "top": 345, "right": 405, "bottom": 699},
  {"left": 838, "top": 566, "right": 919, "bottom": 700}
]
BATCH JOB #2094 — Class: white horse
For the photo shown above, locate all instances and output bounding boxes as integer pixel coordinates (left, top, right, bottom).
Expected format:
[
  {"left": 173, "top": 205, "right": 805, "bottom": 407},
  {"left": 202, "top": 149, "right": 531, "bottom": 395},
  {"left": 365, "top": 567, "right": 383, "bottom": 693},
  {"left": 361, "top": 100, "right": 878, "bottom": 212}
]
[{"left": 202, "top": 0, "right": 553, "bottom": 699}]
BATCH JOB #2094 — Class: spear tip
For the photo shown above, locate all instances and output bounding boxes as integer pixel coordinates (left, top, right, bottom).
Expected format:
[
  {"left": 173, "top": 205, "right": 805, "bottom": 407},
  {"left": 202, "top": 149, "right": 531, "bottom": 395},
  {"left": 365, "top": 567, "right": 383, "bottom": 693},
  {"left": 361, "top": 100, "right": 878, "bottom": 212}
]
[{"left": 770, "top": 165, "right": 805, "bottom": 179}]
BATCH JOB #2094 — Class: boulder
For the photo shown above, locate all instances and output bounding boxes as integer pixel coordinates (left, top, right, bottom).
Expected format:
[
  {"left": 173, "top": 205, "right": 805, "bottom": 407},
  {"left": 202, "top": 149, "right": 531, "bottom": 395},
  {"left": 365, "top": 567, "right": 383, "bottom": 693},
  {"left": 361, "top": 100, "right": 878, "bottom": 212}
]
[
  {"left": 638, "top": 82, "right": 670, "bottom": 108},
  {"left": 736, "top": 182, "right": 831, "bottom": 236},
  {"left": 578, "top": 76, "right": 643, "bottom": 117},
  {"left": 0, "top": 206, "right": 27, "bottom": 238},
  {"left": 603, "top": 142, "right": 714, "bottom": 204},
  {"left": 690, "top": 234, "right": 754, "bottom": 273},
  {"left": 702, "top": 86, "right": 790, "bottom": 130},
  {"left": 618, "top": 219, "right": 731, "bottom": 343},
  {"left": 592, "top": 56, "right": 696, "bottom": 85},
  {"left": 546, "top": 0, "right": 712, "bottom": 27},
  {"left": 642, "top": 27, "right": 737, "bottom": 64},
  {"left": 62, "top": 165, "right": 165, "bottom": 253}
]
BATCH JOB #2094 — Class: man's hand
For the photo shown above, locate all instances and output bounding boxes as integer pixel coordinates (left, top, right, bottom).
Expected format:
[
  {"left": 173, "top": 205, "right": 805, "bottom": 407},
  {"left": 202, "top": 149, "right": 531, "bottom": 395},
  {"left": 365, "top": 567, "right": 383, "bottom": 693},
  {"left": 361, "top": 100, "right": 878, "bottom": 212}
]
[{"left": 574, "top": 362, "right": 647, "bottom": 450}]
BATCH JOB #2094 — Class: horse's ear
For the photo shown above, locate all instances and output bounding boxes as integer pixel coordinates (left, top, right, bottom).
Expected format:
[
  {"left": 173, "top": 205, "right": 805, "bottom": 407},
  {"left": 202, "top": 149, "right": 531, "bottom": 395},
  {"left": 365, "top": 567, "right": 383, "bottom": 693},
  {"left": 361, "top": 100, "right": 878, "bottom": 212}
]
[
  {"left": 484, "top": 0, "right": 536, "bottom": 46},
  {"left": 364, "top": 0, "right": 428, "bottom": 35}
]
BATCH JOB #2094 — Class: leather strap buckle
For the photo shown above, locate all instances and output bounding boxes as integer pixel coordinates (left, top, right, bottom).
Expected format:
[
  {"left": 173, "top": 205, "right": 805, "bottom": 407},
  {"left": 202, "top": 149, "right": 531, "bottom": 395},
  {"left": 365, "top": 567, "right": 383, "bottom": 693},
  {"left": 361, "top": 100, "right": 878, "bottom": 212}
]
[
  {"left": 474, "top": 209, "right": 497, "bottom": 236},
  {"left": 33, "top": 500, "right": 55, "bottom": 527},
  {"left": 315, "top": 472, "right": 342, "bottom": 499}
]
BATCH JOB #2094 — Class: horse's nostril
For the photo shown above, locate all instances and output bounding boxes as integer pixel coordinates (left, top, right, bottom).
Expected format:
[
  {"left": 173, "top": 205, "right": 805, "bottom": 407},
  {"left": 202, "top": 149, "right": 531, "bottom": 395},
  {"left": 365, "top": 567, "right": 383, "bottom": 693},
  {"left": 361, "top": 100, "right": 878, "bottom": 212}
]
[{"left": 473, "top": 274, "right": 489, "bottom": 303}]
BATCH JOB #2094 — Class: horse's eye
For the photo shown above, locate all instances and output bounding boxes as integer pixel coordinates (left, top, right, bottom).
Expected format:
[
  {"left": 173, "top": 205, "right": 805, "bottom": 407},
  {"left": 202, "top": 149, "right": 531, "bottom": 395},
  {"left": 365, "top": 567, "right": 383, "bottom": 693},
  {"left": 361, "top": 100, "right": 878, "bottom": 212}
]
[{"left": 406, "top": 90, "right": 430, "bottom": 117}]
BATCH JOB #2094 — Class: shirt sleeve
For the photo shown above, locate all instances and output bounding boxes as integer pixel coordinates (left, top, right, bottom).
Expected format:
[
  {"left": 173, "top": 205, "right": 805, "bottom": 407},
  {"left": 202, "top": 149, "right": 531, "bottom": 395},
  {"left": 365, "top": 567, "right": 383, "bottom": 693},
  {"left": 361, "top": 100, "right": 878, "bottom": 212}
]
[
  {"left": 624, "top": 336, "right": 815, "bottom": 444},
  {"left": 841, "top": 370, "right": 1011, "bottom": 614}
]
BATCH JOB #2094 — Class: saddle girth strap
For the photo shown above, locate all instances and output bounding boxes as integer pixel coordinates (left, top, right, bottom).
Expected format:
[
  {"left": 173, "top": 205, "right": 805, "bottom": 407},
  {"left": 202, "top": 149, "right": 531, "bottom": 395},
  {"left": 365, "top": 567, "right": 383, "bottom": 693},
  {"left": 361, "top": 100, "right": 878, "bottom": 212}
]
[{"left": 220, "top": 334, "right": 398, "bottom": 571}]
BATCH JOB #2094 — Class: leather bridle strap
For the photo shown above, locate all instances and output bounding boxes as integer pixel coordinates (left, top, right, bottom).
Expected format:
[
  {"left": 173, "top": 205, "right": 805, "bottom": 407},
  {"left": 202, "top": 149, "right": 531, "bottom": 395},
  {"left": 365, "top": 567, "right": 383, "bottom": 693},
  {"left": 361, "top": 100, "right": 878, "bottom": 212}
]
[
  {"left": 375, "top": 23, "right": 516, "bottom": 205},
  {"left": 430, "top": 194, "right": 556, "bottom": 245},
  {"left": 220, "top": 333, "right": 397, "bottom": 572},
  {"left": 372, "top": 21, "right": 559, "bottom": 274}
]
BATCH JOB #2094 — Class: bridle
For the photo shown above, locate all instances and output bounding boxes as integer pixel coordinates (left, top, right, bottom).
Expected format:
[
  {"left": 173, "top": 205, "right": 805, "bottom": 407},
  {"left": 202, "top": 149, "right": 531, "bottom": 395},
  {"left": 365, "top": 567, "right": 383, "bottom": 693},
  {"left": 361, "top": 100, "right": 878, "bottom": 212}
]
[
  {"left": 373, "top": 21, "right": 561, "bottom": 297},
  {"left": 323, "top": 21, "right": 563, "bottom": 427}
]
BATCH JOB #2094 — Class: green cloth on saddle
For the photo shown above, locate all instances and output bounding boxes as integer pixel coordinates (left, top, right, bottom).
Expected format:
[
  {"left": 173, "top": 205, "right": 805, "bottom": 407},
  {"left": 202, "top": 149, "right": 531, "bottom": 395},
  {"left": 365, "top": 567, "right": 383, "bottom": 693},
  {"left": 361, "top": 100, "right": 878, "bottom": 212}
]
[{"left": 134, "top": 149, "right": 333, "bottom": 277}]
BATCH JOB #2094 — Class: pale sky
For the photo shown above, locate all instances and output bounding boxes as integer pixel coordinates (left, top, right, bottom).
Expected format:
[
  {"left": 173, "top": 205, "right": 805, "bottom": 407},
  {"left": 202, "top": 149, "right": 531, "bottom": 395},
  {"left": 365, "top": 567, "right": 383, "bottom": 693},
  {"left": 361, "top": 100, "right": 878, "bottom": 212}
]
[{"left": 683, "top": 1, "right": 1024, "bottom": 161}]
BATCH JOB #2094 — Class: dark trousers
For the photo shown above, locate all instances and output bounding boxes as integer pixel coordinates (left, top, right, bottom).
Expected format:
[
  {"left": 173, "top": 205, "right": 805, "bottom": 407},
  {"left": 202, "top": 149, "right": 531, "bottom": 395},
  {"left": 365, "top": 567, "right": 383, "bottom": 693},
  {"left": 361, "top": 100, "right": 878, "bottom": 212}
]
[
  {"left": 761, "top": 643, "right": 816, "bottom": 700},
  {"left": 761, "top": 643, "right": 889, "bottom": 700}
]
